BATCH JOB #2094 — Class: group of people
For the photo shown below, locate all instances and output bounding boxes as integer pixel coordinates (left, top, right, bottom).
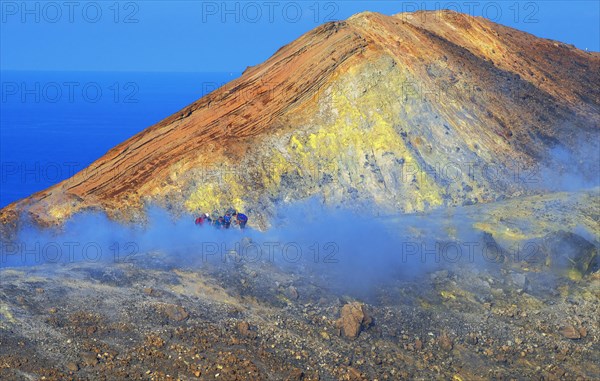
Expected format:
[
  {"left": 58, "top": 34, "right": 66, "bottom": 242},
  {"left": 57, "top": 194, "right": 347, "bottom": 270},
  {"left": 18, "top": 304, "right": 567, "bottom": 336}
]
[{"left": 195, "top": 209, "right": 249, "bottom": 230}]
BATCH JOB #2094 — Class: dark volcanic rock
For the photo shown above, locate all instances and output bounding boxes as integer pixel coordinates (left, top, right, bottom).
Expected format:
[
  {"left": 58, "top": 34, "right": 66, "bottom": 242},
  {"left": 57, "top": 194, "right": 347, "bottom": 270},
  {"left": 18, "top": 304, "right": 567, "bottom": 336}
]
[{"left": 542, "top": 231, "right": 598, "bottom": 278}]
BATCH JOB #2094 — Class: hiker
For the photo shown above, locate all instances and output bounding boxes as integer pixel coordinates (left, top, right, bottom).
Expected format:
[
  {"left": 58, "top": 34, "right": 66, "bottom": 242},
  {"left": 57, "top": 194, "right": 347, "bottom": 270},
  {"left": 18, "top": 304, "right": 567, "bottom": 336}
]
[
  {"left": 233, "top": 211, "right": 248, "bottom": 229},
  {"left": 195, "top": 213, "right": 210, "bottom": 226},
  {"left": 214, "top": 216, "right": 225, "bottom": 229},
  {"left": 223, "top": 212, "right": 232, "bottom": 229}
]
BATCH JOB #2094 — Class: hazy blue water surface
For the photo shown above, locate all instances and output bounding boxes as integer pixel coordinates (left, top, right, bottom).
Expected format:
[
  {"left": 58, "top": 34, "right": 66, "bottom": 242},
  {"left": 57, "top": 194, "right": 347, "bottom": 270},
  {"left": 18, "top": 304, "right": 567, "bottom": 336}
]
[{"left": 0, "top": 71, "right": 239, "bottom": 207}]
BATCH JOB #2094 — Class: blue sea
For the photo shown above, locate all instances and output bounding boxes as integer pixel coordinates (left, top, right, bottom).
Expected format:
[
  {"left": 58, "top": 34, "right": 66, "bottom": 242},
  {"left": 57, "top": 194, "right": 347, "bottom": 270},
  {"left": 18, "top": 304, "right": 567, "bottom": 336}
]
[{"left": 0, "top": 71, "right": 239, "bottom": 208}]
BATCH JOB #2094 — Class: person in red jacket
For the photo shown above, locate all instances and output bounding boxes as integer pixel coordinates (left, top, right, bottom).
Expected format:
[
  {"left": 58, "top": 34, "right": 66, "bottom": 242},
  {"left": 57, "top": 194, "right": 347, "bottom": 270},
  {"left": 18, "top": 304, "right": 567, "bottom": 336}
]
[{"left": 195, "top": 213, "right": 211, "bottom": 226}]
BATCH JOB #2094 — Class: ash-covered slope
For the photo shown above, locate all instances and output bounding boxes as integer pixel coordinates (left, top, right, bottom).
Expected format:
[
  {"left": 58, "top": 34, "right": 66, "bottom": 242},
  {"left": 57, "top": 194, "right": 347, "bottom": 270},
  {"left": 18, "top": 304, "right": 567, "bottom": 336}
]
[{"left": 2, "top": 10, "right": 599, "bottom": 230}]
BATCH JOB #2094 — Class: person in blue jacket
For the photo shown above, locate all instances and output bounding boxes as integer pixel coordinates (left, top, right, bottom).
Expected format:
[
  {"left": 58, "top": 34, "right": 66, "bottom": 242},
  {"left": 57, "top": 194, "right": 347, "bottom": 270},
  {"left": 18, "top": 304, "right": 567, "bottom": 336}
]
[
  {"left": 223, "top": 212, "right": 233, "bottom": 229},
  {"left": 233, "top": 212, "right": 248, "bottom": 229}
]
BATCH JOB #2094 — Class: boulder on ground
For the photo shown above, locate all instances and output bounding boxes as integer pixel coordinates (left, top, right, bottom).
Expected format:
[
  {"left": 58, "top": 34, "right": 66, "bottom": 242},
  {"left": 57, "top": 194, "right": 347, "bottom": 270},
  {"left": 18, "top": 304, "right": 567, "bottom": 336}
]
[
  {"left": 335, "top": 302, "right": 373, "bottom": 339},
  {"left": 158, "top": 304, "right": 189, "bottom": 322},
  {"left": 542, "top": 231, "right": 598, "bottom": 280}
]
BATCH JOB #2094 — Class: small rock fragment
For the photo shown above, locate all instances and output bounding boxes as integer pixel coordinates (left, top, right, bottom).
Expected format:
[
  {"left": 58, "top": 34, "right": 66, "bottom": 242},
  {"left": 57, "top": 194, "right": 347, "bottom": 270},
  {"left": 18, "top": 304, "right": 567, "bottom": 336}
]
[
  {"left": 439, "top": 333, "right": 454, "bottom": 351},
  {"left": 66, "top": 362, "right": 79, "bottom": 372},
  {"left": 81, "top": 352, "right": 98, "bottom": 366},
  {"left": 559, "top": 325, "right": 581, "bottom": 339},
  {"left": 467, "top": 332, "right": 478, "bottom": 345},
  {"left": 415, "top": 338, "right": 423, "bottom": 350},
  {"left": 509, "top": 272, "right": 530, "bottom": 293},
  {"left": 161, "top": 304, "right": 189, "bottom": 322},
  {"left": 346, "top": 366, "right": 366, "bottom": 381},
  {"left": 237, "top": 321, "right": 257, "bottom": 339},
  {"left": 286, "top": 285, "right": 299, "bottom": 300},
  {"left": 285, "top": 368, "right": 304, "bottom": 381}
]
